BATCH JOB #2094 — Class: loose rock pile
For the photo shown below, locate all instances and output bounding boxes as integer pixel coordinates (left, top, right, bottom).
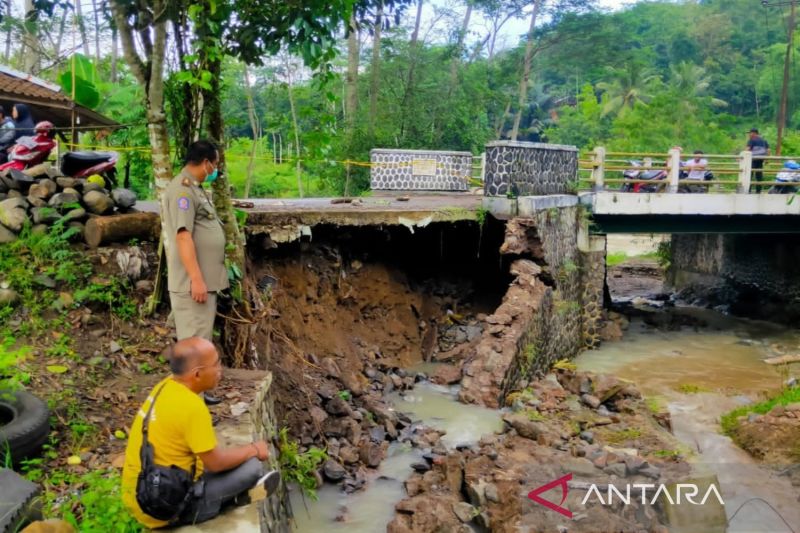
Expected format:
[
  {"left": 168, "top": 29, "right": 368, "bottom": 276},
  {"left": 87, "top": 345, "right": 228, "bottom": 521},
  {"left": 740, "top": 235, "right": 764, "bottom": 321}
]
[
  {"left": 388, "top": 370, "right": 702, "bottom": 533},
  {"left": 0, "top": 168, "right": 137, "bottom": 243}
]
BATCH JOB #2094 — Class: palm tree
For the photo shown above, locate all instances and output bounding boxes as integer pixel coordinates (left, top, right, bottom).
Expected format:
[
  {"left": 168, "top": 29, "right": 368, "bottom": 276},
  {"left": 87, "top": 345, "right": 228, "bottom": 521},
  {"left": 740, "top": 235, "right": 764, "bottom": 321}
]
[
  {"left": 670, "top": 61, "right": 727, "bottom": 108},
  {"left": 597, "top": 64, "right": 660, "bottom": 117}
]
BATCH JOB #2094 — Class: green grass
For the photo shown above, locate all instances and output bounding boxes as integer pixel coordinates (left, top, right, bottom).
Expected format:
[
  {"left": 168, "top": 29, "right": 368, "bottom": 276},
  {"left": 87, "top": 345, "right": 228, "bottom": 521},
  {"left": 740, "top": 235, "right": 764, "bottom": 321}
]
[
  {"left": 606, "top": 252, "right": 629, "bottom": 266},
  {"left": 224, "top": 137, "right": 332, "bottom": 198},
  {"left": 605, "top": 428, "right": 642, "bottom": 444},
  {"left": 720, "top": 386, "right": 800, "bottom": 435},
  {"left": 675, "top": 383, "right": 710, "bottom": 394}
]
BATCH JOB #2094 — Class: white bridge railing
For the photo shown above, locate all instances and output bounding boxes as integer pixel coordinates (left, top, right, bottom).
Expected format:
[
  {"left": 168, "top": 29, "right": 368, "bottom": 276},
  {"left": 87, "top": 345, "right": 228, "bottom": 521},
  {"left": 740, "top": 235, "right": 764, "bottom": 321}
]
[{"left": 578, "top": 147, "right": 800, "bottom": 193}]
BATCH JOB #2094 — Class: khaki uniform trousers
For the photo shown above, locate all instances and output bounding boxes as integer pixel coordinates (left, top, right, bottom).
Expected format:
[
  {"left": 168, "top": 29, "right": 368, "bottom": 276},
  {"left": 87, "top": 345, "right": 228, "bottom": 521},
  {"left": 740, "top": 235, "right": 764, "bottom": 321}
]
[{"left": 169, "top": 291, "right": 217, "bottom": 341}]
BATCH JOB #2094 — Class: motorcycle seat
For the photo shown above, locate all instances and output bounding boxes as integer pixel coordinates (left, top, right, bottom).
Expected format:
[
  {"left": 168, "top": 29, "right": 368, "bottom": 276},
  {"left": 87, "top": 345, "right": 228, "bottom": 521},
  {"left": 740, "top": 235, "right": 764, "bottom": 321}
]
[{"left": 60, "top": 151, "right": 115, "bottom": 175}]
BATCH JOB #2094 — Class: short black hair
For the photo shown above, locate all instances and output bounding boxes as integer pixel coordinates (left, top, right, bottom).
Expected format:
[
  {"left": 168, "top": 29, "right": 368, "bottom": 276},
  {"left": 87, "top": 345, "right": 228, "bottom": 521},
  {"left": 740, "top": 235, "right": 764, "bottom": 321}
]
[
  {"left": 185, "top": 140, "right": 219, "bottom": 166},
  {"left": 169, "top": 353, "right": 187, "bottom": 374},
  {"left": 749, "top": 128, "right": 759, "bottom": 134},
  {"left": 693, "top": 150, "right": 704, "bottom": 155}
]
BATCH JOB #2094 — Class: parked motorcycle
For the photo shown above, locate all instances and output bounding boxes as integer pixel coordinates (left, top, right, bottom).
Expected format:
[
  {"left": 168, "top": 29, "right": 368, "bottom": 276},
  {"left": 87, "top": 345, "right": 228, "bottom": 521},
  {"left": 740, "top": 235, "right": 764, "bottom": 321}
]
[
  {"left": 620, "top": 160, "right": 667, "bottom": 193},
  {"left": 677, "top": 168, "right": 714, "bottom": 193},
  {"left": 769, "top": 160, "right": 800, "bottom": 194},
  {"left": 0, "top": 121, "right": 56, "bottom": 173},
  {"left": 60, "top": 151, "right": 119, "bottom": 189}
]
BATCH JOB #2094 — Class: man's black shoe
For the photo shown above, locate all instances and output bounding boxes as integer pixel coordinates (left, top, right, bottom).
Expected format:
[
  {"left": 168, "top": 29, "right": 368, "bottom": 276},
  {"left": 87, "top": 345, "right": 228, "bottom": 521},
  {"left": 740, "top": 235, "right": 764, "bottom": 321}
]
[{"left": 203, "top": 393, "right": 222, "bottom": 406}]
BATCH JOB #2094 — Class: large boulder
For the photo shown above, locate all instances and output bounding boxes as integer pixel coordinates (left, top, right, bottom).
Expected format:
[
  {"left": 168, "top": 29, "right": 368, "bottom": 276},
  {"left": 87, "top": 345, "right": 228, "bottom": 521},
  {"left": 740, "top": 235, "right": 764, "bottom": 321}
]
[
  {"left": 48, "top": 192, "right": 80, "bottom": 211},
  {"left": 56, "top": 177, "right": 78, "bottom": 190},
  {"left": 83, "top": 190, "right": 114, "bottom": 215},
  {"left": 0, "top": 224, "right": 17, "bottom": 243},
  {"left": 28, "top": 179, "right": 57, "bottom": 200},
  {"left": 0, "top": 197, "right": 30, "bottom": 232},
  {"left": 31, "top": 206, "right": 61, "bottom": 225},
  {"left": 82, "top": 182, "right": 105, "bottom": 194},
  {"left": 111, "top": 188, "right": 137, "bottom": 209}
]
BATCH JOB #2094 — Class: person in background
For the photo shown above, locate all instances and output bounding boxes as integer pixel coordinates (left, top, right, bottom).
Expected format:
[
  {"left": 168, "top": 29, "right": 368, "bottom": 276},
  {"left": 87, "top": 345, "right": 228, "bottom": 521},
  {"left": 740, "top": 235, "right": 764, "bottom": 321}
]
[
  {"left": 11, "top": 103, "right": 34, "bottom": 140},
  {"left": 0, "top": 105, "right": 16, "bottom": 163},
  {"left": 683, "top": 150, "right": 708, "bottom": 180},
  {"left": 746, "top": 128, "right": 770, "bottom": 193}
]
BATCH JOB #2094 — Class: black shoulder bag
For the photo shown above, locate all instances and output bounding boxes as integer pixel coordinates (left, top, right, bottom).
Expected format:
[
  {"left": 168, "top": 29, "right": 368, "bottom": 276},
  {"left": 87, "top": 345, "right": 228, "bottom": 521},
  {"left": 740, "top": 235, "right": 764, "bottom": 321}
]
[{"left": 135, "top": 382, "right": 196, "bottom": 522}]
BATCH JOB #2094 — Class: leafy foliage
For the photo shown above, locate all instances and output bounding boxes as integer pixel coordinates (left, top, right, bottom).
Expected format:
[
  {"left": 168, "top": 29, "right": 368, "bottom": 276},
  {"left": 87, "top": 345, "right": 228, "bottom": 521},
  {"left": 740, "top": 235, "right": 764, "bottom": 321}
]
[{"left": 278, "top": 427, "right": 327, "bottom": 499}]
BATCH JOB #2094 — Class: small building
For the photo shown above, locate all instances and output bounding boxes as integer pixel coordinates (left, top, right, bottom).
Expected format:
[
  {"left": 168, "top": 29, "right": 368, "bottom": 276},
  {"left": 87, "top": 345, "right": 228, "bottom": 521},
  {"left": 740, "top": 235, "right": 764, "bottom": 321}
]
[{"left": 0, "top": 65, "right": 118, "bottom": 139}]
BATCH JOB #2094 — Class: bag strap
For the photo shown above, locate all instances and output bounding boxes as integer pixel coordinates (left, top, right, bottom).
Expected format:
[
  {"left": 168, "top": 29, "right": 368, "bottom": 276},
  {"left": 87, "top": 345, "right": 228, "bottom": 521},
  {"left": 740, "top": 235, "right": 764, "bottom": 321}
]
[{"left": 139, "top": 380, "right": 197, "bottom": 479}]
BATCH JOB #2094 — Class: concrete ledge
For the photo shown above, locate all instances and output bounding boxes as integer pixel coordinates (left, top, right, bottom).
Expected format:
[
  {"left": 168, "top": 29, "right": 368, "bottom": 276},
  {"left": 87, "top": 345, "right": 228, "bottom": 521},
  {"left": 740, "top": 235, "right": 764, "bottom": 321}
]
[
  {"left": 485, "top": 140, "right": 578, "bottom": 152},
  {"left": 517, "top": 195, "right": 579, "bottom": 216},
  {"left": 584, "top": 192, "right": 800, "bottom": 216},
  {"left": 482, "top": 197, "right": 517, "bottom": 218}
]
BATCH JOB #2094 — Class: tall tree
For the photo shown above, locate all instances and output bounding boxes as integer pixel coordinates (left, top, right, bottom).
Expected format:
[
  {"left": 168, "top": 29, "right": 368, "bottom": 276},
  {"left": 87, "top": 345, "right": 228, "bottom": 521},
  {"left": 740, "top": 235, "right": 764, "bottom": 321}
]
[
  {"left": 368, "top": 2, "right": 383, "bottom": 138},
  {"left": 510, "top": 0, "right": 542, "bottom": 141},
  {"left": 345, "top": 14, "right": 360, "bottom": 137},
  {"left": 597, "top": 63, "right": 659, "bottom": 117}
]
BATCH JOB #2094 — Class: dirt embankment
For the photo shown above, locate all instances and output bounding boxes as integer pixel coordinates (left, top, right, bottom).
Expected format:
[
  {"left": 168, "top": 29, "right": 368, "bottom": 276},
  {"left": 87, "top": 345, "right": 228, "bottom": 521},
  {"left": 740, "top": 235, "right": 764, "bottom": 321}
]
[{"left": 251, "top": 222, "right": 506, "bottom": 486}]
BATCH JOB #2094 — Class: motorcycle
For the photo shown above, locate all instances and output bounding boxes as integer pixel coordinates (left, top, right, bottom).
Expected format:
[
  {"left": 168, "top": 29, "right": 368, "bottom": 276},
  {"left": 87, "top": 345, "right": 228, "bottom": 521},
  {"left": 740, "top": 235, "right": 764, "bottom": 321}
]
[
  {"left": 60, "top": 151, "right": 119, "bottom": 189},
  {"left": 769, "top": 161, "right": 800, "bottom": 194},
  {"left": 620, "top": 160, "right": 667, "bottom": 193},
  {"left": 677, "top": 168, "right": 714, "bottom": 193},
  {"left": 0, "top": 121, "right": 57, "bottom": 173}
]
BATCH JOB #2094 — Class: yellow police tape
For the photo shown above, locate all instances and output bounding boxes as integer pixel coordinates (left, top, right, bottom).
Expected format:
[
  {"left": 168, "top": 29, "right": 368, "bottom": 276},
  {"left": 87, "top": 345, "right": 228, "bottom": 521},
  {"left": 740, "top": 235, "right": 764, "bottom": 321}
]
[{"left": 61, "top": 142, "right": 480, "bottom": 178}]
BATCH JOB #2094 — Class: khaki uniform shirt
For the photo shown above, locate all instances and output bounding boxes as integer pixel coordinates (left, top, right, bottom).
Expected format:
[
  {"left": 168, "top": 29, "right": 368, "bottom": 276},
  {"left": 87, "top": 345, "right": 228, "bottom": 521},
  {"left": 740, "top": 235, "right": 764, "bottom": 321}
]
[{"left": 163, "top": 170, "right": 229, "bottom": 293}]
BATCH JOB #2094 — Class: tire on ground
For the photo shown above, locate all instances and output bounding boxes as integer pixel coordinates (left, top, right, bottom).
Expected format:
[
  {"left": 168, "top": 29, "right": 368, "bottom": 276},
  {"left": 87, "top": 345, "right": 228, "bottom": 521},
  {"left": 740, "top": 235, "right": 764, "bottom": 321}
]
[
  {"left": 0, "top": 468, "right": 43, "bottom": 531},
  {"left": 0, "top": 390, "right": 50, "bottom": 464}
]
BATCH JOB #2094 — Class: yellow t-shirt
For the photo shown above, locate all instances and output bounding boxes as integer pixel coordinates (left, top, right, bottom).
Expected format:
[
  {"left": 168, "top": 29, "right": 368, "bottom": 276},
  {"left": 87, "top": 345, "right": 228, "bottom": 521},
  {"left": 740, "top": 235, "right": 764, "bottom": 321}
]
[{"left": 121, "top": 377, "right": 217, "bottom": 529}]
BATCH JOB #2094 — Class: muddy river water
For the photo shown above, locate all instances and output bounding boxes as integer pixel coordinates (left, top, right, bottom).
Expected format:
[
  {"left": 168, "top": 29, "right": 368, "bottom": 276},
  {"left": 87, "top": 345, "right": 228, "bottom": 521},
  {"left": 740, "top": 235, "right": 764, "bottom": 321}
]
[{"left": 291, "top": 307, "right": 800, "bottom": 532}]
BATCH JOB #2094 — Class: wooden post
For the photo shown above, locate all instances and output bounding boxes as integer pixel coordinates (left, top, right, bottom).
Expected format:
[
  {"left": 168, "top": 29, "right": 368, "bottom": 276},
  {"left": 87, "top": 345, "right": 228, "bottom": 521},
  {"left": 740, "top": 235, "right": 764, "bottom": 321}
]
[
  {"left": 480, "top": 152, "right": 486, "bottom": 183},
  {"left": 739, "top": 151, "right": 752, "bottom": 194},
  {"left": 591, "top": 146, "right": 605, "bottom": 191},
  {"left": 667, "top": 148, "right": 681, "bottom": 193}
]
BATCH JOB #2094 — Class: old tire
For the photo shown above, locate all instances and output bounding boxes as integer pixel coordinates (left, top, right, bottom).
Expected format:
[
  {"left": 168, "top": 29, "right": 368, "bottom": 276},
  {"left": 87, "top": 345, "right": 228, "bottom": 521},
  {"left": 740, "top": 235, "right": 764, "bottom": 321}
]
[
  {"left": 0, "top": 390, "right": 50, "bottom": 464},
  {"left": 0, "top": 468, "right": 42, "bottom": 531}
]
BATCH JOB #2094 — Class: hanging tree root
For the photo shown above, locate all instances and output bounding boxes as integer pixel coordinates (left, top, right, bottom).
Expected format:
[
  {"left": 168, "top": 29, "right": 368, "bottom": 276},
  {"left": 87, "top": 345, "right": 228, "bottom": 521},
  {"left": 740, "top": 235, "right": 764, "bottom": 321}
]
[{"left": 219, "top": 275, "right": 272, "bottom": 368}]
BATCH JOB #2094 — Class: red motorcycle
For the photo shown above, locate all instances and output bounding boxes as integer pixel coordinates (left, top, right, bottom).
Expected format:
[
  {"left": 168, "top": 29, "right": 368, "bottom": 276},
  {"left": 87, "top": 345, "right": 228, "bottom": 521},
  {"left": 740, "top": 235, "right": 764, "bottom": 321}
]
[
  {"left": 0, "top": 121, "right": 57, "bottom": 173},
  {"left": 60, "top": 151, "right": 119, "bottom": 188}
]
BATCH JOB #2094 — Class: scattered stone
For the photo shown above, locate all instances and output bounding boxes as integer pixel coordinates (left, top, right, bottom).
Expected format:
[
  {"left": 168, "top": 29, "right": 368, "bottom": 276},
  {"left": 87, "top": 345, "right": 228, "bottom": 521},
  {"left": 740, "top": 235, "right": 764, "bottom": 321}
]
[
  {"left": 135, "top": 280, "right": 154, "bottom": 293},
  {"left": 359, "top": 442, "right": 383, "bottom": 468},
  {"left": 581, "top": 394, "right": 601, "bottom": 409},
  {"left": 56, "top": 177, "right": 78, "bottom": 189},
  {"left": 579, "top": 431, "right": 594, "bottom": 444},
  {"left": 369, "top": 426, "right": 386, "bottom": 443},
  {"left": 27, "top": 195, "right": 46, "bottom": 208},
  {"left": 83, "top": 190, "right": 114, "bottom": 215},
  {"left": 0, "top": 287, "right": 19, "bottom": 306},
  {"left": 33, "top": 274, "right": 56, "bottom": 288},
  {"left": 563, "top": 457, "right": 601, "bottom": 477},
  {"left": 604, "top": 463, "right": 628, "bottom": 478},
  {"left": 452, "top": 502, "right": 476, "bottom": 523},
  {"left": 31, "top": 206, "right": 60, "bottom": 225},
  {"left": 111, "top": 188, "right": 137, "bottom": 209},
  {"left": 466, "top": 480, "right": 487, "bottom": 507},
  {"left": 64, "top": 207, "right": 86, "bottom": 221},
  {"left": 48, "top": 191, "right": 80, "bottom": 211},
  {"left": 431, "top": 364, "right": 462, "bottom": 385},
  {"left": 0, "top": 224, "right": 16, "bottom": 243},
  {"left": 325, "top": 396, "right": 352, "bottom": 417},
  {"left": 323, "top": 459, "right": 346, "bottom": 481},
  {"left": 597, "top": 405, "right": 612, "bottom": 417},
  {"left": 0, "top": 197, "right": 30, "bottom": 231},
  {"left": 484, "top": 482, "right": 500, "bottom": 503},
  {"left": 109, "top": 341, "right": 122, "bottom": 354},
  {"left": 82, "top": 182, "right": 105, "bottom": 194},
  {"left": 339, "top": 446, "right": 360, "bottom": 465},
  {"left": 502, "top": 413, "right": 547, "bottom": 441},
  {"left": 411, "top": 462, "right": 431, "bottom": 473},
  {"left": 486, "top": 313, "right": 512, "bottom": 325}
]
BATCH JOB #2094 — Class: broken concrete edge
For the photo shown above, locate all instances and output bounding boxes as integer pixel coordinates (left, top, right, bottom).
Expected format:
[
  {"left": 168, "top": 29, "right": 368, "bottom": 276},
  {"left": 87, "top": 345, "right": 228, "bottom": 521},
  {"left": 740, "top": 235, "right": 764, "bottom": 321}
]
[
  {"left": 245, "top": 209, "right": 479, "bottom": 243},
  {"left": 251, "top": 371, "right": 294, "bottom": 533}
]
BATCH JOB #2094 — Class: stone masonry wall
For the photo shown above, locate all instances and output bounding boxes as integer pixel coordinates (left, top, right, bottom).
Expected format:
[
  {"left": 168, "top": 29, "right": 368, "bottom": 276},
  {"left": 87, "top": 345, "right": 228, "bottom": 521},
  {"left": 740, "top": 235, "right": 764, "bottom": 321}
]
[
  {"left": 483, "top": 141, "right": 578, "bottom": 197},
  {"left": 370, "top": 149, "right": 471, "bottom": 191},
  {"left": 670, "top": 233, "right": 800, "bottom": 322},
  {"left": 459, "top": 206, "right": 605, "bottom": 407}
]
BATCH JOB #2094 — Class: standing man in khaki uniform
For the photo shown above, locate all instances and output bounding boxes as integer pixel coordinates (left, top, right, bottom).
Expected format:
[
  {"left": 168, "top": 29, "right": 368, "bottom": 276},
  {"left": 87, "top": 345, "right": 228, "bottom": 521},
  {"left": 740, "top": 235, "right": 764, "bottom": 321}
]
[{"left": 163, "top": 140, "right": 229, "bottom": 352}]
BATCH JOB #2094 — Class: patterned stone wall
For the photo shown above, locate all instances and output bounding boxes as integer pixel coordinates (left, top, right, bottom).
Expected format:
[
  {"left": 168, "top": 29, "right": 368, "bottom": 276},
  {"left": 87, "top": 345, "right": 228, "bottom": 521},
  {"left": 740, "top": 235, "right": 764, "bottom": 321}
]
[
  {"left": 484, "top": 141, "right": 578, "bottom": 197},
  {"left": 370, "top": 149, "right": 471, "bottom": 191},
  {"left": 670, "top": 233, "right": 800, "bottom": 323}
]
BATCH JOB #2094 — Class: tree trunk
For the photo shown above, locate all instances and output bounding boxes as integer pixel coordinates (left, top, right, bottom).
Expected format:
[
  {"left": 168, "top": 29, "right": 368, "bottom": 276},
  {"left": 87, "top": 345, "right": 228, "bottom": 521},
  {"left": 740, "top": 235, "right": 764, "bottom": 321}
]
[
  {"left": 368, "top": 3, "right": 383, "bottom": 138},
  {"left": 400, "top": 0, "right": 424, "bottom": 140},
  {"left": 511, "top": 0, "right": 542, "bottom": 142},
  {"left": 75, "top": 0, "right": 90, "bottom": 57},
  {"left": 22, "top": 0, "right": 41, "bottom": 74},
  {"left": 285, "top": 58, "right": 304, "bottom": 198},
  {"left": 4, "top": 2, "right": 12, "bottom": 62},
  {"left": 495, "top": 99, "right": 511, "bottom": 139},
  {"left": 85, "top": 212, "right": 160, "bottom": 248},
  {"left": 91, "top": 0, "right": 101, "bottom": 62},
  {"left": 448, "top": 3, "right": 472, "bottom": 95},
  {"left": 345, "top": 15, "right": 360, "bottom": 135},
  {"left": 243, "top": 63, "right": 260, "bottom": 199},
  {"left": 111, "top": 26, "right": 118, "bottom": 82}
]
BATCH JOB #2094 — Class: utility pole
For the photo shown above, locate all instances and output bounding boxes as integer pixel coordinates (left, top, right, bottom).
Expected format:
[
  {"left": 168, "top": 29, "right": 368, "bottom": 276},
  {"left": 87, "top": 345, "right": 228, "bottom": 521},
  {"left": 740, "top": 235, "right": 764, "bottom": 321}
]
[{"left": 763, "top": 0, "right": 797, "bottom": 155}]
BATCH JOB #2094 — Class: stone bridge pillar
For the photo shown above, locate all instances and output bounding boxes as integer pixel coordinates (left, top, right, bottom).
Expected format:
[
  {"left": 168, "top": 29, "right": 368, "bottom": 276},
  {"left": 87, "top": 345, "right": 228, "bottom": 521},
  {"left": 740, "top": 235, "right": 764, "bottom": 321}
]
[{"left": 483, "top": 141, "right": 578, "bottom": 197}]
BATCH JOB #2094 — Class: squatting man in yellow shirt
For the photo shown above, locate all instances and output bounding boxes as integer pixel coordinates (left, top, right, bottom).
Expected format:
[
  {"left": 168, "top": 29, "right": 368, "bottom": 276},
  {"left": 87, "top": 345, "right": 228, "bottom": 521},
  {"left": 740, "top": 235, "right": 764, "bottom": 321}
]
[{"left": 122, "top": 337, "right": 280, "bottom": 528}]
